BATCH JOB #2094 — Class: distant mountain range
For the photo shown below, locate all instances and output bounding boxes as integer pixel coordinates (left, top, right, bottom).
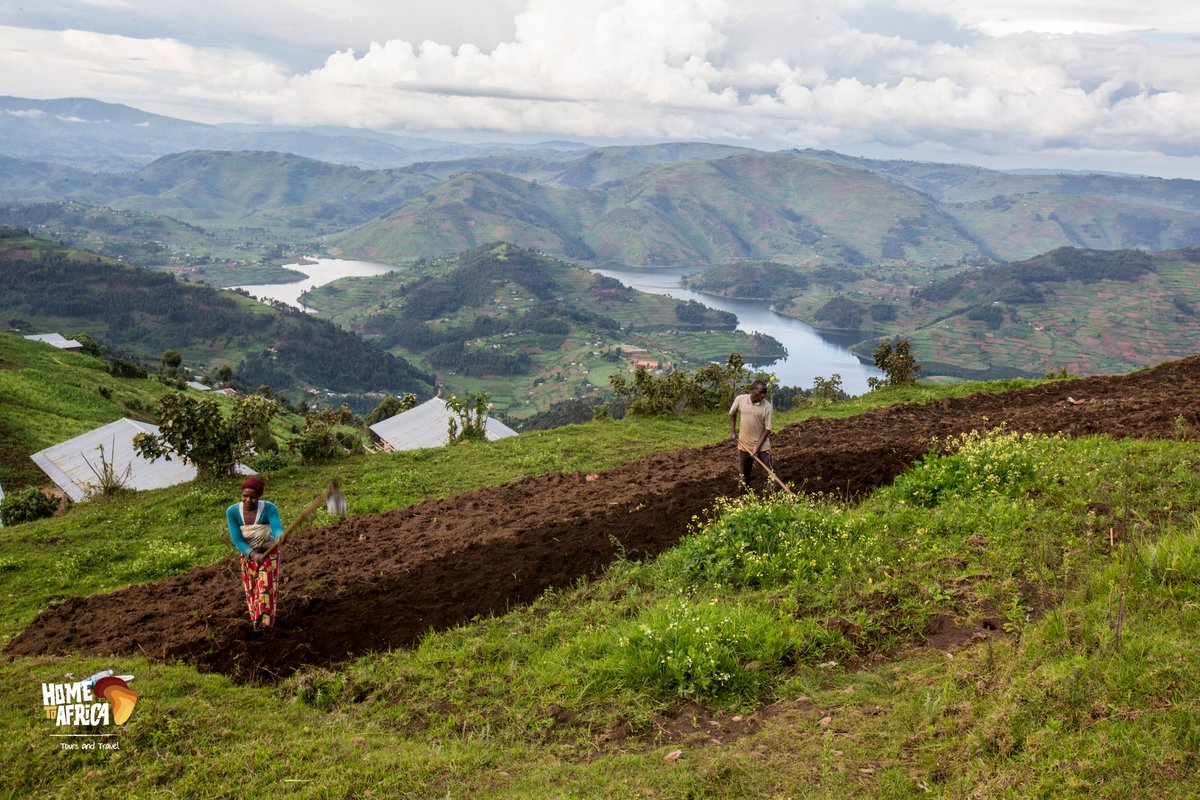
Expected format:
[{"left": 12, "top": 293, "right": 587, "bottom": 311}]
[
  {"left": 2, "top": 96, "right": 1198, "bottom": 272},
  {"left": 3, "top": 95, "right": 1200, "bottom": 384},
  {"left": 0, "top": 96, "right": 590, "bottom": 171}
]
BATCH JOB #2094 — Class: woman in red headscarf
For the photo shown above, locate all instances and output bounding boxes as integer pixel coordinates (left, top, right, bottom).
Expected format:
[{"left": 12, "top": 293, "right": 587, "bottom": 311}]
[{"left": 225, "top": 476, "right": 285, "bottom": 630}]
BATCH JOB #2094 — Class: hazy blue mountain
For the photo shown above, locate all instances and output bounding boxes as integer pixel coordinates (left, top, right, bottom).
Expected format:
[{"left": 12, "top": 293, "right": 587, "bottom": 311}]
[{"left": 0, "top": 96, "right": 590, "bottom": 171}]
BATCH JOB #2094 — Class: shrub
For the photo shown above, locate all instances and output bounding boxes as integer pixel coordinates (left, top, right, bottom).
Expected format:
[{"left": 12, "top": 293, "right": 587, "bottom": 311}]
[
  {"left": 659, "top": 494, "right": 882, "bottom": 589},
  {"left": 246, "top": 450, "right": 295, "bottom": 473},
  {"left": 610, "top": 353, "right": 765, "bottom": 416},
  {"left": 364, "top": 393, "right": 418, "bottom": 428},
  {"left": 608, "top": 596, "right": 792, "bottom": 700},
  {"left": 446, "top": 392, "right": 491, "bottom": 443},
  {"left": 80, "top": 442, "right": 132, "bottom": 498},
  {"left": 107, "top": 356, "right": 147, "bottom": 379},
  {"left": 0, "top": 487, "right": 60, "bottom": 525},
  {"left": 288, "top": 404, "right": 358, "bottom": 464},
  {"left": 895, "top": 427, "right": 1065, "bottom": 508}
]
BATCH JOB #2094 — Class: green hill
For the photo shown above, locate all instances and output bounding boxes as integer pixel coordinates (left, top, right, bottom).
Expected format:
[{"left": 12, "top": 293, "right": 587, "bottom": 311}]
[
  {"left": 781, "top": 246, "right": 1200, "bottom": 379},
  {"left": 0, "top": 227, "right": 433, "bottom": 407},
  {"left": 328, "top": 172, "right": 602, "bottom": 262},
  {"left": 7, "top": 147, "right": 1199, "bottom": 278},
  {"left": 327, "top": 153, "right": 991, "bottom": 269}
]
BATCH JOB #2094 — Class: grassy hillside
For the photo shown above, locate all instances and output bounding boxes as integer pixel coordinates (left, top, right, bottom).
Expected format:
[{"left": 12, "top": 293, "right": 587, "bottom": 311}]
[
  {"left": 328, "top": 150, "right": 1200, "bottom": 272},
  {"left": 5, "top": 146, "right": 1200, "bottom": 276},
  {"left": 0, "top": 200, "right": 304, "bottom": 279},
  {"left": 781, "top": 246, "right": 1200, "bottom": 379},
  {"left": 1, "top": 356, "right": 1198, "bottom": 797},
  {"left": 327, "top": 153, "right": 991, "bottom": 270},
  {"left": 0, "top": 150, "right": 437, "bottom": 237},
  {"left": 328, "top": 172, "right": 603, "bottom": 263},
  {"left": 0, "top": 228, "right": 433, "bottom": 407},
  {"left": 0, "top": 332, "right": 311, "bottom": 493}
]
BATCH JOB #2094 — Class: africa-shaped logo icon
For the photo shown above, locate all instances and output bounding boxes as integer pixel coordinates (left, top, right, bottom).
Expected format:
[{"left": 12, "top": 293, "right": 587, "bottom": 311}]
[{"left": 91, "top": 676, "right": 139, "bottom": 725}]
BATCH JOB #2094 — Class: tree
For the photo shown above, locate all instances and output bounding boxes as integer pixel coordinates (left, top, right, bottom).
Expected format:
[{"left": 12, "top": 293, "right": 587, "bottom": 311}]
[
  {"left": 365, "top": 393, "right": 418, "bottom": 428},
  {"left": 867, "top": 338, "right": 921, "bottom": 390},
  {"left": 288, "top": 403, "right": 358, "bottom": 464},
  {"left": 610, "top": 353, "right": 767, "bottom": 416},
  {"left": 161, "top": 349, "right": 182, "bottom": 372},
  {"left": 446, "top": 392, "right": 492, "bottom": 443},
  {"left": 133, "top": 392, "right": 279, "bottom": 479},
  {"left": 810, "top": 373, "right": 846, "bottom": 403},
  {"left": 71, "top": 332, "right": 107, "bottom": 357}
]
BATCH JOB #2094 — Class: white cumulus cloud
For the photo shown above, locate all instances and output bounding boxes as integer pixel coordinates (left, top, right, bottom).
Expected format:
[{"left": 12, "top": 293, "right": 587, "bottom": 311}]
[{"left": 1, "top": 0, "right": 1199, "bottom": 175}]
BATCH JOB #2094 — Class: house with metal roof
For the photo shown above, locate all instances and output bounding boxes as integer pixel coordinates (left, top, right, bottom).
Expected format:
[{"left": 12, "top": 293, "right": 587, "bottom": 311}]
[
  {"left": 24, "top": 333, "right": 83, "bottom": 351},
  {"left": 369, "top": 396, "right": 518, "bottom": 452},
  {"left": 30, "top": 418, "right": 200, "bottom": 502}
]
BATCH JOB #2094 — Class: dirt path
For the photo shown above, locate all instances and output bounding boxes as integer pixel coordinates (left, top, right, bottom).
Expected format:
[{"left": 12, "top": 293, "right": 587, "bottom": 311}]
[{"left": 8, "top": 356, "right": 1200, "bottom": 681}]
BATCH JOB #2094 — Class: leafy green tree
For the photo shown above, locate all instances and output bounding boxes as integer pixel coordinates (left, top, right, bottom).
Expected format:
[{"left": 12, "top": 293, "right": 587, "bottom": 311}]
[
  {"left": 287, "top": 403, "right": 358, "bottom": 464},
  {"left": 810, "top": 373, "right": 845, "bottom": 404},
  {"left": 446, "top": 392, "right": 492, "bottom": 443},
  {"left": 161, "top": 349, "right": 182, "bottom": 372},
  {"left": 71, "top": 332, "right": 107, "bottom": 357},
  {"left": 365, "top": 393, "right": 418, "bottom": 428},
  {"left": 107, "top": 356, "right": 147, "bottom": 379},
  {"left": 867, "top": 338, "right": 921, "bottom": 390},
  {"left": 133, "top": 392, "right": 279, "bottom": 479},
  {"left": 610, "top": 353, "right": 767, "bottom": 416}
]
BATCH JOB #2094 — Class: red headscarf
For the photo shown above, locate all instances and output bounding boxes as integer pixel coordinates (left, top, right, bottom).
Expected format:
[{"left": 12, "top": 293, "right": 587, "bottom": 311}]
[{"left": 241, "top": 476, "right": 265, "bottom": 496}]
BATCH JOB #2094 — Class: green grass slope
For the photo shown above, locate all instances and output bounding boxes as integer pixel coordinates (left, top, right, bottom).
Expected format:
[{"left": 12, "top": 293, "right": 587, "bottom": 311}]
[
  {"left": 0, "top": 227, "right": 433, "bottom": 406},
  {"left": 327, "top": 172, "right": 603, "bottom": 263},
  {"left": 1, "top": 363, "right": 1198, "bottom": 797},
  {"left": 111, "top": 151, "right": 436, "bottom": 235},
  {"left": 329, "top": 153, "right": 992, "bottom": 269},
  {"left": 0, "top": 332, "right": 309, "bottom": 493},
  {"left": 817, "top": 246, "right": 1200, "bottom": 379},
  {"left": 590, "top": 153, "right": 985, "bottom": 268}
]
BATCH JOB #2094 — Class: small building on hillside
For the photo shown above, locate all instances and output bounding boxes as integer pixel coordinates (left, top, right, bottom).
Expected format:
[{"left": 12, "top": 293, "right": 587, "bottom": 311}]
[
  {"left": 186, "top": 380, "right": 211, "bottom": 391},
  {"left": 24, "top": 333, "right": 83, "bottom": 351},
  {"left": 369, "top": 396, "right": 518, "bottom": 453},
  {"left": 30, "top": 418, "right": 200, "bottom": 502}
]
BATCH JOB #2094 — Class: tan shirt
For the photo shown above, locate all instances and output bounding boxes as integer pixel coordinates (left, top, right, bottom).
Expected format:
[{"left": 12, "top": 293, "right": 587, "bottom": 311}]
[{"left": 730, "top": 394, "right": 773, "bottom": 453}]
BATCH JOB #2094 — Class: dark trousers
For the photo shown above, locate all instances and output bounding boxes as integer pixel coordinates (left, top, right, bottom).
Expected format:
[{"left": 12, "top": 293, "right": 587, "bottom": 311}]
[{"left": 738, "top": 450, "right": 772, "bottom": 494}]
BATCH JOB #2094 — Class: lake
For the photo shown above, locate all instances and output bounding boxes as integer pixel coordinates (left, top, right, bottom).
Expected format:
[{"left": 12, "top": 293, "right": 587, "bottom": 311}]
[
  {"left": 231, "top": 257, "right": 402, "bottom": 312},
  {"left": 236, "top": 258, "right": 882, "bottom": 395},
  {"left": 593, "top": 265, "right": 882, "bottom": 394}
]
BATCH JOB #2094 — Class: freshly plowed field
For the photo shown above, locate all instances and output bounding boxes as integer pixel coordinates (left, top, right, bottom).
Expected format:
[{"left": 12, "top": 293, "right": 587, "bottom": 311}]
[{"left": 8, "top": 356, "right": 1200, "bottom": 681}]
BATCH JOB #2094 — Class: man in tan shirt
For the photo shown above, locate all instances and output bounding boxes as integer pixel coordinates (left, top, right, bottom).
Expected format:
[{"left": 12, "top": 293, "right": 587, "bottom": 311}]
[{"left": 729, "top": 379, "right": 773, "bottom": 495}]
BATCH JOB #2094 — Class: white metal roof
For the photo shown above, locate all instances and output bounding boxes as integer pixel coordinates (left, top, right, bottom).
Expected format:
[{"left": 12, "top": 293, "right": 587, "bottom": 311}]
[
  {"left": 30, "top": 418, "right": 199, "bottom": 502},
  {"left": 369, "top": 397, "right": 518, "bottom": 452},
  {"left": 185, "top": 381, "right": 211, "bottom": 391},
  {"left": 0, "top": 481, "right": 5, "bottom": 527},
  {"left": 24, "top": 333, "right": 83, "bottom": 349}
]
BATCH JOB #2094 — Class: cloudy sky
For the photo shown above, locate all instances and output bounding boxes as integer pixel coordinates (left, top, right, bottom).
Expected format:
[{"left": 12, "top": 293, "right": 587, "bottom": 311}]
[{"left": 2, "top": 1, "right": 1199, "bottom": 177}]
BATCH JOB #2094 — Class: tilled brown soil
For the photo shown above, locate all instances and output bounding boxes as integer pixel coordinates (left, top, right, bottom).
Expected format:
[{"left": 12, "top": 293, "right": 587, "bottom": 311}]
[{"left": 8, "top": 356, "right": 1200, "bottom": 681}]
